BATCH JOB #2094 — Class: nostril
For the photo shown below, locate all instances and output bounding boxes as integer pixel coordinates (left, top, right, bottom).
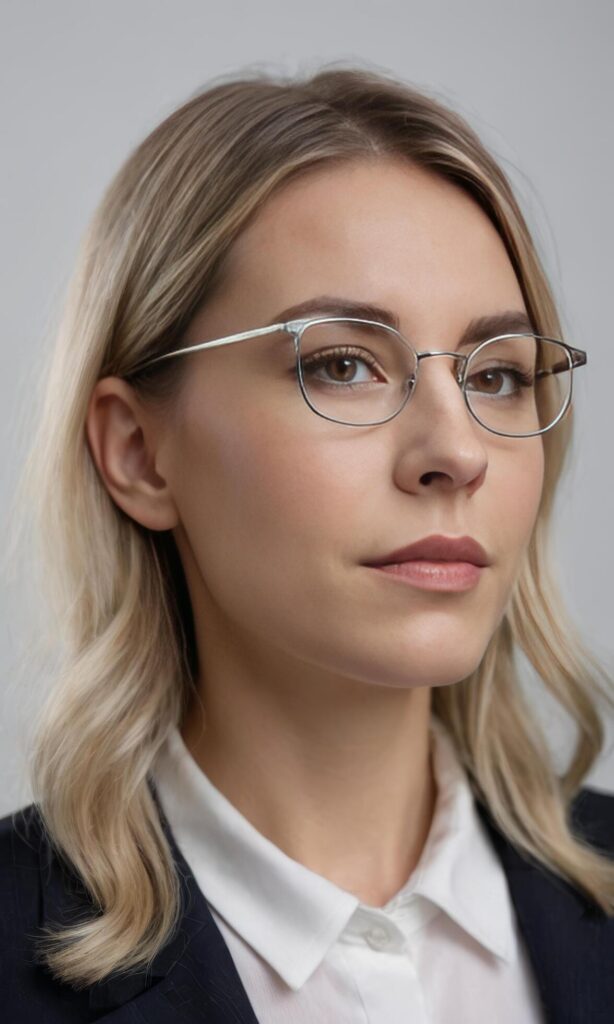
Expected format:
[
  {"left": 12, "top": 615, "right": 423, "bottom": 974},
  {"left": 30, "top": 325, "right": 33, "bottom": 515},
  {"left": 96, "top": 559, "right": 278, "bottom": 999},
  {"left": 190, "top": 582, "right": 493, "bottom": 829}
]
[{"left": 420, "top": 470, "right": 452, "bottom": 485}]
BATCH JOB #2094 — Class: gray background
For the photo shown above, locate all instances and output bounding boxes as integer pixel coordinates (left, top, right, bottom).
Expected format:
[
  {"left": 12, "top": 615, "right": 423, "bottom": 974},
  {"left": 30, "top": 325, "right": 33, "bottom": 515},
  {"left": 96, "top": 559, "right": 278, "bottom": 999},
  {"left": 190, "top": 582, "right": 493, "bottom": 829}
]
[{"left": 1, "top": 0, "right": 612, "bottom": 815}]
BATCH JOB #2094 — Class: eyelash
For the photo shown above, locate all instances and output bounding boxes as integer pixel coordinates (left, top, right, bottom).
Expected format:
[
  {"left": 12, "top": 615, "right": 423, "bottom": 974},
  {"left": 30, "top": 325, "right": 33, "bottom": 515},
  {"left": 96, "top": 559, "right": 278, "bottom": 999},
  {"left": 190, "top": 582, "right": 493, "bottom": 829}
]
[{"left": 299, "top": 346, "right": 383, "bottom": 379}]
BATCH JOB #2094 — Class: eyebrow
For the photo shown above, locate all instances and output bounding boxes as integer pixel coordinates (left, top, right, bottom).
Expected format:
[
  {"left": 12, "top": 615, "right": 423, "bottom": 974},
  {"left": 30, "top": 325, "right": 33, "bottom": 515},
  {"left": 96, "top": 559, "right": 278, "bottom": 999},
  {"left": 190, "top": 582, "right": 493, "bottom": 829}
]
[{"left": 268, "top": 295, "right": 536, "bottom": 348}]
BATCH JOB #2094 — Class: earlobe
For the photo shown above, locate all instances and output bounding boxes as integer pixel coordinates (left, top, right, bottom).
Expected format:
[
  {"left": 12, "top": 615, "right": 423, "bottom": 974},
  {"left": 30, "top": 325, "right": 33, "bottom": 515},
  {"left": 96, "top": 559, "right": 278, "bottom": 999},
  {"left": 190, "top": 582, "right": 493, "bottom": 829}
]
[{"left": 85, "top": 377, "right": 180, "bottom": 531}]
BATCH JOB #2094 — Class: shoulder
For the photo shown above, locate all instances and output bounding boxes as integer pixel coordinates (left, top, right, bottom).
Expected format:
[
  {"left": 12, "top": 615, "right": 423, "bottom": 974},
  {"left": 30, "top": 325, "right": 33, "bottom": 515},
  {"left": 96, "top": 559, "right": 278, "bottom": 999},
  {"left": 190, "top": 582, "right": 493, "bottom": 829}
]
[
  {"left": 0, "top": 802, "right": 46, "bottom": 986},
  {"left": 0, "top": 800, "right": 46, "bottom": 922},
  {"left": 569, "top": 784, "right": 614, "bottom": 855},
  {"left": 0, "top": 797, "right": 46, "bottom": 852},
  {"left": 0, "top": 800, "right": 93, "bottom": 1019}
]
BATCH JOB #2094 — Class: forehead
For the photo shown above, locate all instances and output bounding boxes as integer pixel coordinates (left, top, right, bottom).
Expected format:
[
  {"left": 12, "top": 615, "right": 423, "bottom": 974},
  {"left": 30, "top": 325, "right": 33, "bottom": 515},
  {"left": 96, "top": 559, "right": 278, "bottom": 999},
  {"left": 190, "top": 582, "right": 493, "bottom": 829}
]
[{"left": 215, "top": 157, "right": 525, "bottom": 332}]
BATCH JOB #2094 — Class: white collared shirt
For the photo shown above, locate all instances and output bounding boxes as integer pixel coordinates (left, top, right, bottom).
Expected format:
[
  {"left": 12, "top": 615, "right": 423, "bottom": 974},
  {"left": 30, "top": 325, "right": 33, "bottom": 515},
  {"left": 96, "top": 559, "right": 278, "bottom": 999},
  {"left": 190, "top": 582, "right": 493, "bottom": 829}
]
[{"left": 152, "top": 715, "right": 546, "bottom": 1023}]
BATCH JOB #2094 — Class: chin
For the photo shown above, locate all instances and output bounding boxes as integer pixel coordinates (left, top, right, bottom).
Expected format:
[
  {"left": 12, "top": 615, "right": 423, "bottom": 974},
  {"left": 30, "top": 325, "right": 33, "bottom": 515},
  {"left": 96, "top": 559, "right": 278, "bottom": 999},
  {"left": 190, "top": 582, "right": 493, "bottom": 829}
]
[{"left": 331, "top": 643, "right": 489, "bottom": 693}]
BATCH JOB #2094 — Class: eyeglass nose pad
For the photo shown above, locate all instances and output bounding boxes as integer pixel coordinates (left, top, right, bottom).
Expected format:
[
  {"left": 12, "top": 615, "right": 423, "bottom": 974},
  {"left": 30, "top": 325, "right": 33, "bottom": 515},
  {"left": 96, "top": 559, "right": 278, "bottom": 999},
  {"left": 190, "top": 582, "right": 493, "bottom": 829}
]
[{"left": 404, "top": 372, "right": 417, "bottom": 398}]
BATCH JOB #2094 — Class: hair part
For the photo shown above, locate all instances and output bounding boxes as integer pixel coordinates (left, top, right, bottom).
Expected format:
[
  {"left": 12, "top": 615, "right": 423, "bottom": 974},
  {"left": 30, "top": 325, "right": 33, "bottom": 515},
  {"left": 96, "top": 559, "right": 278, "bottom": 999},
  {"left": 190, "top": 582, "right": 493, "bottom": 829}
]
[{"left": 6, "top": 61, "right": 614, "bottom": 989}]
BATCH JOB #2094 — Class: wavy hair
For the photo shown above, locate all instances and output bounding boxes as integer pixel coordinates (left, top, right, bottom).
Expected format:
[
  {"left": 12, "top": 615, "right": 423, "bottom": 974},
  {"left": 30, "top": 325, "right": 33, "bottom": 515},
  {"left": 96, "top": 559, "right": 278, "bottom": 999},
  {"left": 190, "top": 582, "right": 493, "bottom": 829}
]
[{"left": 5, "top": 61, "right": 614, "bottom": 990}]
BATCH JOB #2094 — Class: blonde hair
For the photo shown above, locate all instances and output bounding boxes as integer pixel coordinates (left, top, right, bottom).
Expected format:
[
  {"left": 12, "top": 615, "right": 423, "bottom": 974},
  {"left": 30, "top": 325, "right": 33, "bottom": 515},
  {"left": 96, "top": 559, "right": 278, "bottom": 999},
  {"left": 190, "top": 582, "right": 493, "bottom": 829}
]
[{"left": 5, "top": 62, "right": 614, "bottom": 991}]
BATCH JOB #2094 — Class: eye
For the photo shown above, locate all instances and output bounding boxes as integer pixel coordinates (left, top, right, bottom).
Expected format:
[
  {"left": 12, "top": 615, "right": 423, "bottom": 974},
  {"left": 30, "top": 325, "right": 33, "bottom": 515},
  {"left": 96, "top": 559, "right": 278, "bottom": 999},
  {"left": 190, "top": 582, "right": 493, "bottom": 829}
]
[
  {"left": 466, "top": 365, "right": 535, "bottom": 398},
  {"left": 300, "top": 346, "right": 386, "bottom": 386}
]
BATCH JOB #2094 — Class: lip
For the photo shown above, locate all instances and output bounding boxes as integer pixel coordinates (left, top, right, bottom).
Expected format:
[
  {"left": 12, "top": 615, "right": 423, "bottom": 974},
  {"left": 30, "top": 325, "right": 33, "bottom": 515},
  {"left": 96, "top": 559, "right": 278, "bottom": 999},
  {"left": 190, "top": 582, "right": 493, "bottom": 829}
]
[
  {"left": 363, "top": 534, "right": 491, "bottom": 568},
  {"left": 367, "top": 561, "right": 484, "bottom": 592}
]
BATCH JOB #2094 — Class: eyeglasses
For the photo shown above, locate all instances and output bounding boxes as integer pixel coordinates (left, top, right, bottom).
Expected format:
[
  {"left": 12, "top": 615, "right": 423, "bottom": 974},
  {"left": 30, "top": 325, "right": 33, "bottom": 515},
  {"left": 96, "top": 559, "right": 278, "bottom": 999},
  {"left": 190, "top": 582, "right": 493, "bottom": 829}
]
[{"left": 125, "top": 316, "right": 588, "bottom": 438}]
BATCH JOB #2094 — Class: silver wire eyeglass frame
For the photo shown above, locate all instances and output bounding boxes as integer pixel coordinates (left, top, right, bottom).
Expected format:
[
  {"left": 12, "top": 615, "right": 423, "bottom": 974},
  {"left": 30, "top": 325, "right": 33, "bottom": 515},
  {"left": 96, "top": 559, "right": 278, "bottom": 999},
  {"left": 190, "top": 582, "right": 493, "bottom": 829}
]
[{"left": 125, "top": 315, "right": 588, "bottom": 438}]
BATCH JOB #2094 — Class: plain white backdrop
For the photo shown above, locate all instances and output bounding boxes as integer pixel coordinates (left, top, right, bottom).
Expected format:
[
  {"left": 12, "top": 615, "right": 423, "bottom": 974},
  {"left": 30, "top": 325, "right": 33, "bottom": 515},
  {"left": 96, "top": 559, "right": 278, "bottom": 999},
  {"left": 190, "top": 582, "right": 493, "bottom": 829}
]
[{"left": 1, "top": 0, "right": 612, "bottom": 815}]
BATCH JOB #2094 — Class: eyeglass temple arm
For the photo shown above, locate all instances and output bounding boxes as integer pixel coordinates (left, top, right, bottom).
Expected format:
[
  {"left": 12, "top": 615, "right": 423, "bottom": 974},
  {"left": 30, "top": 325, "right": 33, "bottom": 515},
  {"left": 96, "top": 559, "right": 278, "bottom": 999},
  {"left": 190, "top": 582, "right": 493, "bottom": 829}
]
[
  {"left": 534, "top": 346, "right": 587, "bottom": 379},
  {"left": 129, "top": 321, "right": 292, "bottom": 371},
  {"left": 181, "top": 319, "right": 308, "bottom": 352},
  {"left": 569, "top": 348, "right": 587, "bottom": 368}
]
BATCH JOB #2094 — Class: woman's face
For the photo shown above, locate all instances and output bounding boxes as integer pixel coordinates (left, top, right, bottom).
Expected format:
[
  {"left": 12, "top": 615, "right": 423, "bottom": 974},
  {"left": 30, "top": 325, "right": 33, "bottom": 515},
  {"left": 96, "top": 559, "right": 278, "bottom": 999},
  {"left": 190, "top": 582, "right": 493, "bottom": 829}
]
[{"left": 157, "top": 157, "right": 544, "bottom": 691}]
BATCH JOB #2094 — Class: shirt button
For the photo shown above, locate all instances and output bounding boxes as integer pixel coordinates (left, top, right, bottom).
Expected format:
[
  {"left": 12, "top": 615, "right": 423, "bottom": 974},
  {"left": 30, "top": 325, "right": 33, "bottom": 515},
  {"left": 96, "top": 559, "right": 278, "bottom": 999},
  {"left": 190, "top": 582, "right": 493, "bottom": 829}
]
[{"left": 364, "top": 924, "right": 391, "bottom": 950}]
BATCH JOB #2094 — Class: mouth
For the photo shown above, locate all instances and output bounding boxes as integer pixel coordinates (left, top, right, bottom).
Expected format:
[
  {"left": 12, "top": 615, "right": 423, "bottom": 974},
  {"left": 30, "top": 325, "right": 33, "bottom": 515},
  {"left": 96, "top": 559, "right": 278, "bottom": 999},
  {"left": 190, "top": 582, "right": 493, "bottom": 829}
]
[{"left": 362, "top": 534, "right": 491, "bottom": 592}]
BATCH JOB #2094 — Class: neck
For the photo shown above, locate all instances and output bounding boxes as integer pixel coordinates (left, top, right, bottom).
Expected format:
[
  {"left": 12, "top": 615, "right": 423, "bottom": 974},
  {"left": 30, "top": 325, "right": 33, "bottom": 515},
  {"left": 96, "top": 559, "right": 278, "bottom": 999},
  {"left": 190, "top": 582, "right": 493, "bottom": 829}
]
[{"left": 181, "top": 626, "right": 437, "bottom": 908}]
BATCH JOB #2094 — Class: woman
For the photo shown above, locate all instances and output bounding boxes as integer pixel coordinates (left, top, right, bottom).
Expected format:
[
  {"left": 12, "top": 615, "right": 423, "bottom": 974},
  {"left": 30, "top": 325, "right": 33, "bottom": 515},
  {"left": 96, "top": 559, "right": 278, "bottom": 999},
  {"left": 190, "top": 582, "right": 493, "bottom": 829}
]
[{"left": 1, "top": 64, "right": 613, "bottom": 1023}]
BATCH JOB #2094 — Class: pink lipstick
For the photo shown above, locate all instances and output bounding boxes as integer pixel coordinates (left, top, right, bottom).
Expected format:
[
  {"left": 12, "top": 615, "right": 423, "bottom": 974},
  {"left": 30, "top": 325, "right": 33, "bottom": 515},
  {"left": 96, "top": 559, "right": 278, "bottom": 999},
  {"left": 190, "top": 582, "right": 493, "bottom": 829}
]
[{"left": 363, "top": 534, "right": 491, "bottom": 592}]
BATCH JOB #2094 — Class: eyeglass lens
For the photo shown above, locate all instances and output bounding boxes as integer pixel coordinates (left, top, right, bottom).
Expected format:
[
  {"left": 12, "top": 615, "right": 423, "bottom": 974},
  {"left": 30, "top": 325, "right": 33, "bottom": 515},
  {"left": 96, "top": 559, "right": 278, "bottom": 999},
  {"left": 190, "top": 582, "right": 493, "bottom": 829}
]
[{"left": 296, "top": 320, "right": 572, "bottom": 436}]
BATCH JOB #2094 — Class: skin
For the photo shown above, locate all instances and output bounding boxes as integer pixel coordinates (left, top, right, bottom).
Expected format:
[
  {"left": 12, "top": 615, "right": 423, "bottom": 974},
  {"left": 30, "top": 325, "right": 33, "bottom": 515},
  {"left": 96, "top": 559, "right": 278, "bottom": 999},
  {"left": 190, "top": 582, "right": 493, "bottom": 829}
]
[{"left": 86, "top": 157, "right": 544, "bottom": 907}]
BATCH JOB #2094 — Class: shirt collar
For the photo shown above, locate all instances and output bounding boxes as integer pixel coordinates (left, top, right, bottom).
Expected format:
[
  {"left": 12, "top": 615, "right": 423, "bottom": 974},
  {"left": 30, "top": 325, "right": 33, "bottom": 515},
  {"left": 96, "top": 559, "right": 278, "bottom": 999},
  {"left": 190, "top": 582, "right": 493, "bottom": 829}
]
[
  {"left": 403, "top": 716, "right": 515, "bottom": 963},
  {"left": 153, "top": 715, "right": 515, "bottom": 990}
]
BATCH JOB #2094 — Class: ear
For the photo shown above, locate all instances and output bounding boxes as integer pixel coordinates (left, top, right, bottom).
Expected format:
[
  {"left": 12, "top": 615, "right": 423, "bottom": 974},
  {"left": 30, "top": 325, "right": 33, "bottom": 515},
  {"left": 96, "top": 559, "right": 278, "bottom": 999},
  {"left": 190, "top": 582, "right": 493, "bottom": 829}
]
[{"left": 85, "top": 376, "right": 180, "bottom": 530}]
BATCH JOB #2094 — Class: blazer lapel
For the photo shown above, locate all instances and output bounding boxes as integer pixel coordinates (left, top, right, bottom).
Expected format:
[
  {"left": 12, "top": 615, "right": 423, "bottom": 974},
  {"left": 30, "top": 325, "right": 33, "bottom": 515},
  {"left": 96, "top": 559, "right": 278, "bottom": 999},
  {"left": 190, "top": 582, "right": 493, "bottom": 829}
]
[
  {"left": 39, "top": 781, "right": 261, "bottom": 1023},
  {"left": 475, "top": 793, "right": 614, "bottom": 1024}
]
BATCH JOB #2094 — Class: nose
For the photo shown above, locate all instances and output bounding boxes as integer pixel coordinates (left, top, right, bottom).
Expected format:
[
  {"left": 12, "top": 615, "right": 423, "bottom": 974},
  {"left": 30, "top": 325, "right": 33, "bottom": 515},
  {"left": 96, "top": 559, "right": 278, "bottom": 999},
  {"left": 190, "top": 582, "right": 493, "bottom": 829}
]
[
  {"left": 395, "top": 350, "right": 488, "bottom": 490},
  {"left": 407, "top": 349, "right": 469, "bottom": 414}
]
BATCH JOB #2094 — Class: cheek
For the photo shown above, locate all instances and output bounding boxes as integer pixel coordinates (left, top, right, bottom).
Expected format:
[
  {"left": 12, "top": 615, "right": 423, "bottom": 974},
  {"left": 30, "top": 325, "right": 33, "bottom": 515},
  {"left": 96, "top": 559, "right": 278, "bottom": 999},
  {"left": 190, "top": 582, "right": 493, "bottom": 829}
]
[
  {"left": 173, "top": 393, "right": 367, "bottom": 573},
  {"left": 492, "top": 439, "right": 544, "bottom": 557}
]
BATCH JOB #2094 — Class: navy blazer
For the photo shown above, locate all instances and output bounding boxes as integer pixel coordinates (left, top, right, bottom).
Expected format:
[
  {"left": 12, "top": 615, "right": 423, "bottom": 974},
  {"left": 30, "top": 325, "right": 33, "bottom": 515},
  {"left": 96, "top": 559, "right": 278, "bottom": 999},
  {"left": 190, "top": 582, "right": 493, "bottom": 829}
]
[{"left": 1, "top": 781, "right": 613, "bottom": 1023}]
